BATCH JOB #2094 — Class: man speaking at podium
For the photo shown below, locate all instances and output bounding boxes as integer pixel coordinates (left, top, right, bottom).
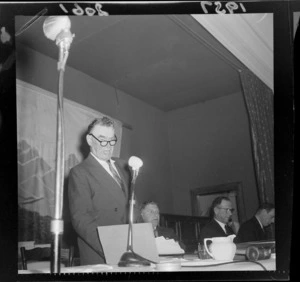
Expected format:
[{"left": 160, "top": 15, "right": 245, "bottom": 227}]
[{"left": 68, "top": 116, "right": 138, "bottom": 265}]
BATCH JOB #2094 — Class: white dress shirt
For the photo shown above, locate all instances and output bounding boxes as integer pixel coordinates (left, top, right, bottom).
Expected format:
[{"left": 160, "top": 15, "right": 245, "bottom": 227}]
[
  {"left": 214, "top": 218, "right": 227, "bottom": 234},
  {"left": 90, "top": 152, "right": 121, "bottom": 178}
]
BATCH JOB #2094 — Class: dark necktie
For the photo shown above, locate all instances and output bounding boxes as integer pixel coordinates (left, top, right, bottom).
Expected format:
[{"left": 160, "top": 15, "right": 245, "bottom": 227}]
[
  {"left": 225, "top": 224, "right": 234, "bottom": 235},
  {"left": 261, "top": 226, "right": 267, "bottom": 240},
  {"left": 107, "top": 160, "right": 126, "bottom": 194}
]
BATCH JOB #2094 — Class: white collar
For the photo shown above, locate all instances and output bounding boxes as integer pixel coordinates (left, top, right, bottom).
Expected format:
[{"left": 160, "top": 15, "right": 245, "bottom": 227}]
[
  {"left": 90, "top": 152, "right": 115, "bottom": 165},
  {"left": 255, "top": 215, "right": 264, "bottom": 229},
  {"left": 214, "top": 218, "right": 227, "bottom": 232}
]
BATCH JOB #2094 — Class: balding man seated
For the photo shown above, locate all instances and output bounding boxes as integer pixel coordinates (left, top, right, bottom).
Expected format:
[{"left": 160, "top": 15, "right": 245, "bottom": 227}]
[{"left": 140, "top": 201, "right": 185, "bottom": 251}]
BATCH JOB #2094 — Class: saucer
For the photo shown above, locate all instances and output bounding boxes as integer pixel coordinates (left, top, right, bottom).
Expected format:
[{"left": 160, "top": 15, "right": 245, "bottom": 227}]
[
  {"left": 155, "top": 261, "right": 181, "bottom": 271},
  {"left": 181, "top": 259, "right": 233, "bottom": 267}
]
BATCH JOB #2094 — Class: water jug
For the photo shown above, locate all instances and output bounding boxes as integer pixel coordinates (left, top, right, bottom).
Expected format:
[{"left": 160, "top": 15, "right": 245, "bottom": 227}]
[{"left": 204, "top": 235, "right": 236, "bottom": 261}]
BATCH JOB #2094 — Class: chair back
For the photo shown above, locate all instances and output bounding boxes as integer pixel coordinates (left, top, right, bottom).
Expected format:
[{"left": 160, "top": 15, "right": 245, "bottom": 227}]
[{"left": 20, "top": 245, "right": 74, "bottom": 270}]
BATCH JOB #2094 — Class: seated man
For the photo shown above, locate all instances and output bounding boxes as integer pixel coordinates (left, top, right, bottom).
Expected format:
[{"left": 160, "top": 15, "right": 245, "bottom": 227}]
[
  {"left": 235, "top": 203, "right": 275, "bottom": 243},
  {"left": 199, "top": 196, "right": 236, "bottom": 245},
  {"left": 140, "top": 201, "right": 185, "bottom": 250}
]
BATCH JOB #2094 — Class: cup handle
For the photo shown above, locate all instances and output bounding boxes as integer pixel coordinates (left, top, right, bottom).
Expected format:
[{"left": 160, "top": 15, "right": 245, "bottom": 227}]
[{"left": 204, "top": 238, "right": 213, "bottom": 258}]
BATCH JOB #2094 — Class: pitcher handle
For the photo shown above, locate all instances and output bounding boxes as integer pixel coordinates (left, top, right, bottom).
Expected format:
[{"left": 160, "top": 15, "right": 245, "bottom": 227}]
[{"left": 204, "top": 238, "right": 213, "bottom": 258}]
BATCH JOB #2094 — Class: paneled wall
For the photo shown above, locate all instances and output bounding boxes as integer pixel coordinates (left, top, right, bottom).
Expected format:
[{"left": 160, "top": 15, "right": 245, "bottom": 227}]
[{"left": 160, "top": 213, "right": 210, "bottom": 252}]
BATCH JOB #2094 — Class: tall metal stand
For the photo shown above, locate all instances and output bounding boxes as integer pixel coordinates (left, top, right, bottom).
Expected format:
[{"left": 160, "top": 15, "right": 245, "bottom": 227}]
[{"left": 50, "top": 34, "right": 72, "bottom": 273}]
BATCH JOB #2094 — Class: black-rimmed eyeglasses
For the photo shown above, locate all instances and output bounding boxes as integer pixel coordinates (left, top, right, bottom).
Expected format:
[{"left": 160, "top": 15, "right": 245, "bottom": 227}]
[
  {"left": 89, "top": 133, "right": 117, "bottom": 147},
  {"left": 217, "top": 207, "right": 235, "bottom": 213}
]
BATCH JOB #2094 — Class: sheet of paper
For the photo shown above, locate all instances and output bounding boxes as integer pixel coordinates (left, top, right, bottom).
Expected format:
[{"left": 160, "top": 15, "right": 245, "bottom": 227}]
[{"left": 155, "top": 236, "right": 185, "bottom": 255}]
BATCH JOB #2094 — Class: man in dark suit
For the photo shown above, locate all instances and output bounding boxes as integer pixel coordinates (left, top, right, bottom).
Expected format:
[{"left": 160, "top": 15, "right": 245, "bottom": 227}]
[
  {"left": 199, "top": 196, "right": 235, "bottom": 245},
  {"left": 68, "top": 116, "right": 136, "bottom": 265},
  {"left": 140, "top": 201, "right": 185, "bottom": 251},
  {"left": 235, "top": 203, "right": 275, "bottom": 243}
]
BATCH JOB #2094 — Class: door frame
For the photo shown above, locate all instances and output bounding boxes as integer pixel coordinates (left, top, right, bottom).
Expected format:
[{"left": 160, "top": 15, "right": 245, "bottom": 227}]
[{"left": 190, "top": 182, "right": 246, "bottom": 224}]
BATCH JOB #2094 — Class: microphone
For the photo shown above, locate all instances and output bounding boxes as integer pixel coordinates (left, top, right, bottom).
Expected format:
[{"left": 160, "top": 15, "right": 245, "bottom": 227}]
[
  {"left": 43, "top": 16, "right": 74, "bottom": 47},
  {"left": 246, "top": 246, "right": 272, "bottom": 261},
  {"left": 43, "top": 16, "right": 74, "bottom": 71},
  {"left": 128, "top": 156, "right": 143, "bottom": 170},
  {"left": 118, "top": 156, "right": 150, "bottom": 267},
  {"left": 128, "top": 156, "right": 143, "bottom": 183}
]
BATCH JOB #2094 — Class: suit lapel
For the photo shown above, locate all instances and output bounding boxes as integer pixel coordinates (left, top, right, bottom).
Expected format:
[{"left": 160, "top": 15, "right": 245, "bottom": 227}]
[
  {"left": 213, "top": 219, "right": 227, "bottom": 236},
  {"left": 254, "top": 217, "right": 266, "bottom": 239},
  {"left": 84, "top": 154, "right": 128, "bottom": 205}
]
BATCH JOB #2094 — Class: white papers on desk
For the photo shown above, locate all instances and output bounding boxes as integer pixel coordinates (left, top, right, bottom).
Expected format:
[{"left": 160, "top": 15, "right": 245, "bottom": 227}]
[{"left": 155, "top": 236, "right": 185, "bottom": 255}]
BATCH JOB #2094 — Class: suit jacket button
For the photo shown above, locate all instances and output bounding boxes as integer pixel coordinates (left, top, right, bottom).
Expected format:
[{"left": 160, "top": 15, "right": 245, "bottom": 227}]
[{"left": 115, "top": 208, "right": 118, "bottom": 212}]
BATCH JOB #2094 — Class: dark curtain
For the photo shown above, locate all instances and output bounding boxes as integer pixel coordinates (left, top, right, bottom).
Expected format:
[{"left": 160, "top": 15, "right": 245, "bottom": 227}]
[
  {"left": 295, "top": 17, "right": 300, "bottom": 108},
  {"left": 240, "top": 69, "right": 274, "bottom": 205}
]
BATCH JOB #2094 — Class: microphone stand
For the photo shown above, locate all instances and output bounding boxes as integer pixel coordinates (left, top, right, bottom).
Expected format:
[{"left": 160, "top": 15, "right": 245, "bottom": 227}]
[
  {"left": 118, "top": 168, "right": 151, "bottom": 267},
  {"left": 49, "top": 28, "right": 73, "bottom": 274}
]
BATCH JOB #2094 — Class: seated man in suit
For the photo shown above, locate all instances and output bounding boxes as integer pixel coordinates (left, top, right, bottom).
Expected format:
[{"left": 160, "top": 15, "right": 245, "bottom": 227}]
[
  {"left": 235, "top": 203, "right": 275, "bottom": 243},
  {"left": 199, "top": 196, "right": 236, "bottom": 245},
  {"left": 140, "top": 201, "right": 185, "bottom": 250}
]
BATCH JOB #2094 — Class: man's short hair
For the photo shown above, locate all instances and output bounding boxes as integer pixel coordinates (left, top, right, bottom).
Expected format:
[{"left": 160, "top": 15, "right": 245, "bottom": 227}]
[
  {"left": 209, "top": 196, "right": 231, "bottom": 218},
  {"left": 256, "top": 202, "right": 274, "bottom": 213},
  {"left": 87, "top": 116, "right": 114, "bottom": 133},
  {"left": 140, "top": 201, "right": 159, "bottom": 212}
]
